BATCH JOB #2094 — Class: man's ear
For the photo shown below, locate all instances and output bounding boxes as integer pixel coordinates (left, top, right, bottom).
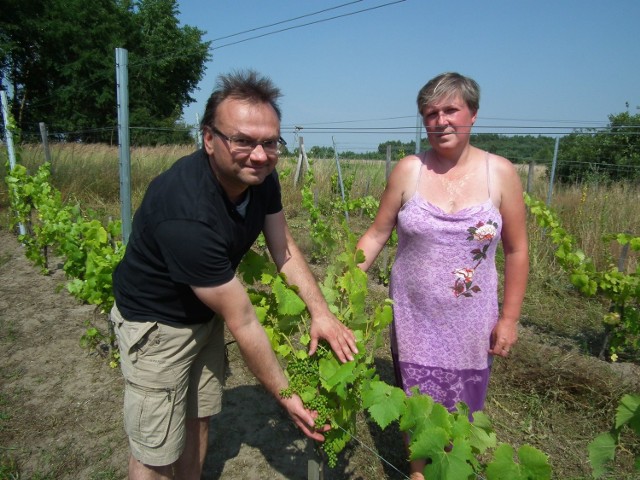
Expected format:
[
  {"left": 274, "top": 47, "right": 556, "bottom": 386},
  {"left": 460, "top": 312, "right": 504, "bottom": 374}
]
[{"left": 203, "top": 128, "right": 215, "bottom": 155}]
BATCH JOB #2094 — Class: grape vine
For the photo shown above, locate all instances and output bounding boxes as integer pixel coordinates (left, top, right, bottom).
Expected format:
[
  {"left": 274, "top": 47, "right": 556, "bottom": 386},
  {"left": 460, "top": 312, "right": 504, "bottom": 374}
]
[
  {"left": 5, "top": 156, "right": 553, "bottom": 477},
  {"left": 525, "top": 194, "right": 640, "bottom": 361},
  {"left": 6, "top": 162, "right": 124, "bottom": 312},
  {"left": 5, "top": 161, "right": 123, "bottom": 365},
  {"left": 300, "top": 167, "right": 380, "bottom": 263},
  {"left": 589, "top": 393, "right": 640, "bottom": 478},
  {"left": 239, "top": 230, "right": 552, "bottom": 478},
  {"left": 526, "top": 194, "right": 640, "bottom": 478}
]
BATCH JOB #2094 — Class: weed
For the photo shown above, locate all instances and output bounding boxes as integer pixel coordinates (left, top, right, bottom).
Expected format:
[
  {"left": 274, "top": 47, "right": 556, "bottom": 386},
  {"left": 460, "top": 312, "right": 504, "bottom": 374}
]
[
  {"left": 0, "top": 253, "right": 11, "bottom": 268},
  {"left": 0, "top": 455, "right": 20, "bottom": 480}
]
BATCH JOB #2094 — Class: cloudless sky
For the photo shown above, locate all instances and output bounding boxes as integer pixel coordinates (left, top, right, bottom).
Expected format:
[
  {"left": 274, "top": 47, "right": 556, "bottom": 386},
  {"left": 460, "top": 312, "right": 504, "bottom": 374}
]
[{"left": 176, "top": 0, "right": 640, "bottom": 151}]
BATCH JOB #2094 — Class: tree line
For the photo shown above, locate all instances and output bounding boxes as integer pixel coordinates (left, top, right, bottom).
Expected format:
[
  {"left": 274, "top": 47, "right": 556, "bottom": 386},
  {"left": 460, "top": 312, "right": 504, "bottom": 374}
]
[
  {"left": 1, "top": 1, "right": 638, "bottom": 181},
  {"left": 556, "top": 111, "right": 640, "bottom": 183},
  {"left": 0, "top": 0, "right": 209, "bottom": 144},
  {"left": 304, "top": 135, "right": 555, "bottom": 163},
  {"left": 321, "top": 111, "right": 640, "bottom": 184}
]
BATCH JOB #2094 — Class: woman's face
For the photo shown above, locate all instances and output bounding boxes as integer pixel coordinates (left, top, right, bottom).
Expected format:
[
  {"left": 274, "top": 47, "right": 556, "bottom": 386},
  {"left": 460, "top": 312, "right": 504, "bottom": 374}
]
[{"left": 422, "top": 94, "right": 477, "bottom": 154}]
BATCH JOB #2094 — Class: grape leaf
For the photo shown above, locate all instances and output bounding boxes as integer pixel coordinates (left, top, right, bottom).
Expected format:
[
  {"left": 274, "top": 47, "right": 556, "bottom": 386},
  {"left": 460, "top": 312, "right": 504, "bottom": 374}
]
[
  {"left": 399, "top": 392, "right": 434, "bottom": 432},
  {"left": 486, "top": 443, "right": 551, "bottom": 480},
  {"left": 421, "top": 438, "right": 474, "bottom": 480},
  {"left": 409, "top": 424, "right": 449, "bottom": 460},
  {"left": 318, "top": 356, "right": 340, "bottom": 385},
  {"left": 362, "top": 380, "right": 406, "bottom": 429},
  {"left": 468, "top": 410, "right": 497, "bottom": 453},
  {"left": 272, "top": 276, "right": 307, "bottom": 316},
  {"left": 486, "top": 444, "right": 522, "bottom": 479},
  {"left": 450, "top": 408, "right": 472, "bottom": 441},
  {"left": 321, "top": 361, "right": 356, "bottom": 399},
  {"left": 588, "top": 432, "right": 617, "bottom": 479},
  {"left": 238, "top": 249, "right": 269, "bottom": 283},
  {"left": 518, "top": 444, "right": 551, "bottom": 479},
  {"left": 616, "top": 393, "right": 640, "bottom": 432}
]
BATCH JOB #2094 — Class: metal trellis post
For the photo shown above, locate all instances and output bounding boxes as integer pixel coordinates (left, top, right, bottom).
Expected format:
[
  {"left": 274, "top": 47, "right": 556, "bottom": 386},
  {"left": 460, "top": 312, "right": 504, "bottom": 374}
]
[
  {"left": 546, "top": 136, "right": 560, "bottom": 206},
  {"left": 332, "top": 137, "right": 349, "bottom": 222},
  {"left": 1, "top": 91, "right": 26, "bottom": 236},
  {"left": 115, "top": 47, "right": 132, "bottom": 245}
]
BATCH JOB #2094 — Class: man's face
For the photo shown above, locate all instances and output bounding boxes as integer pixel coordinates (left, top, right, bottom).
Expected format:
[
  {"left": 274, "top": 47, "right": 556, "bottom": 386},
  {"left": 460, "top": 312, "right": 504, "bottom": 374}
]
[{"left": 204, "top": 97, "right": 281, "bottom": 200}]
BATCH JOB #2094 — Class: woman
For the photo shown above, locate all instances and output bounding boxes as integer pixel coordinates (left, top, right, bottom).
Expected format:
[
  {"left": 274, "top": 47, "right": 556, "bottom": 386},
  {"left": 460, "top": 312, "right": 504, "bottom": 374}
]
[{"left": 356, "top": 72, "right": 529, "bottom": 479}]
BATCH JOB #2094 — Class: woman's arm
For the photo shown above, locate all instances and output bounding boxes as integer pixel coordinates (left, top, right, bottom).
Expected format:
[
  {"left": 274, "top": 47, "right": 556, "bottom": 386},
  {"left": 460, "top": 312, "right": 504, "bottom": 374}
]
[
  {"left": 356, "top": 156, "right": 415, "bottom": 271},
  {"left": 490, "top": 157, "right": 529, "bottom": 357}
]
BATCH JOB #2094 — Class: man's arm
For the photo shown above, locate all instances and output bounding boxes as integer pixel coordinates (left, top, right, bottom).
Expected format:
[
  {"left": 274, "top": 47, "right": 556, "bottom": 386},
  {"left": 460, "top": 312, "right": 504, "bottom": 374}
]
[
  {"left": 192, "top": 278, "right": 328, "bottom": 441},
  {"left": 262, "top": 211, "right": 358, "bottom": 363}
]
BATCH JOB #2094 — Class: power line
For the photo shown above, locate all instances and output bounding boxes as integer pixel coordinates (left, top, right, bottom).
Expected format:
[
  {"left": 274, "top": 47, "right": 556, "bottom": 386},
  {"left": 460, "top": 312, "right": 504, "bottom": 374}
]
[
  {"left": 293, "top": 115, "right": 415, "bottom": 126},
  {"left": 211, "top": 0, "right": 365, "bottom": 42},
  {"left": 481, "top": 116, "right": 607, "bottom": 126},
  {"left": 12, "top": 2, "right": 405, "bottom": 111},
  {"left": 281, "top": 125, "right": 640, "bottom": 135},
  {"left": 288, "top": 116, "right": 612, "bottom": 128},
  {"left": 212, "top": 0, "right": 407, "bottom": 50}
]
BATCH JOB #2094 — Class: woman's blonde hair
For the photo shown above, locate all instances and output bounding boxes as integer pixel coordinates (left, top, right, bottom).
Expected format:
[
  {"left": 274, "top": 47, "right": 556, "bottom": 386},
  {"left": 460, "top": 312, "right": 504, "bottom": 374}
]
[{"left": 417, "top": 72, "right": 480, "bottom": 115}]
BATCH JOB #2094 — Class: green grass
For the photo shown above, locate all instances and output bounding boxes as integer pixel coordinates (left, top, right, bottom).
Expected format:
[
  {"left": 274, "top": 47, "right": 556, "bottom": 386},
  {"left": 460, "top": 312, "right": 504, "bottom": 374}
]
[
  {"left": 2, "top": 143, "right": 639, "bottom": 479},
  {"left": 0, "top": 456, "right": 20, "bottom": 480}
]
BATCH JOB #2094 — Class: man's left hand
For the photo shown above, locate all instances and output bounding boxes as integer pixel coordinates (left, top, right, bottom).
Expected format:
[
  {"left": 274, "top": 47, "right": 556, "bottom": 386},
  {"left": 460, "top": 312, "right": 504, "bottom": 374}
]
[{"left": 309, "top": 313, "right": 358, "bottom": 363}]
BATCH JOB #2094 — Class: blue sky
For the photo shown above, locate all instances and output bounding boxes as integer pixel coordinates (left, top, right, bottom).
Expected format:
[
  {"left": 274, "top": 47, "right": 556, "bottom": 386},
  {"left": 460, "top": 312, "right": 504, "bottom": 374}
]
[{"left": 177, "top": 0, "right": 640, "bottom": 151}]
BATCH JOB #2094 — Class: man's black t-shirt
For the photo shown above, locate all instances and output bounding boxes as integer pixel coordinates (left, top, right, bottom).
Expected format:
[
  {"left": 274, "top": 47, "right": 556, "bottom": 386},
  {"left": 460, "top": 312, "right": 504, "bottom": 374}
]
[{"left": 113, "top": 148, "right": 282, "bottom": 324}]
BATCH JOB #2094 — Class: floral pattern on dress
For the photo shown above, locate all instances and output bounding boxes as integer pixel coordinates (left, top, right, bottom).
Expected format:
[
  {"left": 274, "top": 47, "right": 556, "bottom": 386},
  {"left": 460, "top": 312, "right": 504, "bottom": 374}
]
[{"left": 452, "top": 220, "right": 498, "bottom": 297}]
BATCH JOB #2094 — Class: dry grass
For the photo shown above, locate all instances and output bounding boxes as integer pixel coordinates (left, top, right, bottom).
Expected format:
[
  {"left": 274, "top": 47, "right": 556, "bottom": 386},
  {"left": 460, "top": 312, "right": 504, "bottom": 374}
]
[{"left": 2, "top": 143, "right": 640, "bottom": 479}]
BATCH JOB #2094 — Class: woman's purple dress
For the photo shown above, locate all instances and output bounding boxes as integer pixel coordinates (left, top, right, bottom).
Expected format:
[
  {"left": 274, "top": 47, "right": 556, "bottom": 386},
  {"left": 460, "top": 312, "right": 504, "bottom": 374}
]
[{"left": 390, "top": 174, "right": 502, "bottom": 414}]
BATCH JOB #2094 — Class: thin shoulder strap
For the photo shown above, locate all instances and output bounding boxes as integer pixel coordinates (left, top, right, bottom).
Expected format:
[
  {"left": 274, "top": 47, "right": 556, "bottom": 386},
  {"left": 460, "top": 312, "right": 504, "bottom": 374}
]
[
  {"left": 485, "top": 151, "right": 492, "bottom": 200},
  {"left": 415, "top": 152, "right": 426, "bottom": 193}
]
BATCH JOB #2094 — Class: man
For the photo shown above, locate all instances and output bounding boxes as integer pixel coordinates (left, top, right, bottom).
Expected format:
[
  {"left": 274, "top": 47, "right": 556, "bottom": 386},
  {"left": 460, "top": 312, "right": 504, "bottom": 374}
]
[{"left": 111, "top": 69, "right": 358, "bottom": 479}]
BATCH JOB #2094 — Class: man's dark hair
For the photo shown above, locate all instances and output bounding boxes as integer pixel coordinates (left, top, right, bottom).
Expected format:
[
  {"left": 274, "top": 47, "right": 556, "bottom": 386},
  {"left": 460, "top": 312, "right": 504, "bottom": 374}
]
[{"left": 200, "top": 70, "right": 282, "bottom": 131}]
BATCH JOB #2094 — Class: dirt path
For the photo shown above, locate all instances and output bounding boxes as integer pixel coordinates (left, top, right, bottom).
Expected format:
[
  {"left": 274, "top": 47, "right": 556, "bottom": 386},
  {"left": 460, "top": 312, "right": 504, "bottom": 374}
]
[
  {"left": 0, "top": 228, "right": 375, "bottom": 479},
  {"left": 0, "top": 227, "right": 128, "bottom": 478},
  {"left": 4, "top": 224, "right": 640, "bottom": 479}
]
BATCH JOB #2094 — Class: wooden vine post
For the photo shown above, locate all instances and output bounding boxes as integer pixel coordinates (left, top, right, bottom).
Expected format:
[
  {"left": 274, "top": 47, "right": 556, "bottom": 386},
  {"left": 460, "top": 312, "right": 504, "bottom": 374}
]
[
  {"left": 294, "top": 135, "right": 310, "bottom": 186},
  {"left": 308, "top": 455, "right": 324, "bottom": 480}
]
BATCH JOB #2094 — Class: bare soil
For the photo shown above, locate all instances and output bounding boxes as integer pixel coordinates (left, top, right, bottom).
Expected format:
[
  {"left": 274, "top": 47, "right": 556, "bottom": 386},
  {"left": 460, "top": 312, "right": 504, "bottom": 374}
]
[
  {"left": 0, "top": 227, "right": 388, "bottom": 479},
  {"left": 2, "top": 224, "right": 639, "bottom": 480}
]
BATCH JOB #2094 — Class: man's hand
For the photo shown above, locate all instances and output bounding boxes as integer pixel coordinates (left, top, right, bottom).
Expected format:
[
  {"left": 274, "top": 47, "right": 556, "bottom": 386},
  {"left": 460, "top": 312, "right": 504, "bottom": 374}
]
[
  {"left": 280, "top": 394, "right": 330, "bottom": 442},
  {"left": 309, "top": 312, "right": 358, "bottom": 363},
  {"left": 263, "top": 212, "right": 359, "bottom": 363}
]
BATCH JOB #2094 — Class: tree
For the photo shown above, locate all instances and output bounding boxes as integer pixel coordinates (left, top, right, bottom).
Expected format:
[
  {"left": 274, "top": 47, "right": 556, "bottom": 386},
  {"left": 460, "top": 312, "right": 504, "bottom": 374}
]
[
  {"left": 374, "top": 135, "right": 555, "bottom": 163},
  {"left": 127, "top": 0, "right": 210, "bottom": 144},
  {"left": 556, "top": 111, "right": 640, "bottom": 183},
  {"left": 0, "top": 0, "right": 210, "bottom": 144},
  {"left": 308, "top": 145, "right": 335, "bottom": 159}
]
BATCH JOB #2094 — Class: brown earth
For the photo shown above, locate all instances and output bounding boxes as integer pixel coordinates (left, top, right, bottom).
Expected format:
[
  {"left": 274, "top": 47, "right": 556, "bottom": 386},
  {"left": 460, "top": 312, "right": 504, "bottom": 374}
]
[
  {"left": 0, "top": 227, "right": 398, "bottom": 479},
  {"left": 2, "top": 223, "right": 640, "bottom": 480}
]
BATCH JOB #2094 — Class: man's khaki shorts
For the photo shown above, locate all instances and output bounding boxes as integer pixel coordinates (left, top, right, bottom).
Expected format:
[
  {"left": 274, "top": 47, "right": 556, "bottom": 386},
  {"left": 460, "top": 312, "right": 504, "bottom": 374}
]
[{"left": 111, "top": 305, "right": 225, "bottom": 466}]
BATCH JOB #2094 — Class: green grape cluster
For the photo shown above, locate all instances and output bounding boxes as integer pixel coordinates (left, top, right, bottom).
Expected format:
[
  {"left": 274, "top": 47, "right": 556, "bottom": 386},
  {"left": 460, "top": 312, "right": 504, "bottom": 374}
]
[
  {"left": 322, "top": 435, "right": 340, "bottom": 467},
  {"left": 305, "top": 394, "right": 331, "bottom": 428},
  {"left": 280, "top": 356, "right": 319, "bottom": 398}
]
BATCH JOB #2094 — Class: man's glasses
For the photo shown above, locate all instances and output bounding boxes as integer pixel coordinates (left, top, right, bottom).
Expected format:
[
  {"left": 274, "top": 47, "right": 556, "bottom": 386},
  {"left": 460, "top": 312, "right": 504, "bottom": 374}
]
[{"left": 210, "top": 126, "right": 286, "bottom": 156}]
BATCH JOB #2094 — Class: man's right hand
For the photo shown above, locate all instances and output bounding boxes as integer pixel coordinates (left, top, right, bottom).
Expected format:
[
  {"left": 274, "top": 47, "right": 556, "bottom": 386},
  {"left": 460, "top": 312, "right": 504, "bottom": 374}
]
[{"left": 280, "top": 394, "right": 330, "bottom": 442}]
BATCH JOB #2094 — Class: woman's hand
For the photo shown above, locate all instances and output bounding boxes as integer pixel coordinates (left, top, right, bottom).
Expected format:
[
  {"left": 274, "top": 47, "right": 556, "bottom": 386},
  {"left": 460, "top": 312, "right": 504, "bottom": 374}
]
[{"left": 489, "top": 317, "right": 518, "bottom": 357}]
